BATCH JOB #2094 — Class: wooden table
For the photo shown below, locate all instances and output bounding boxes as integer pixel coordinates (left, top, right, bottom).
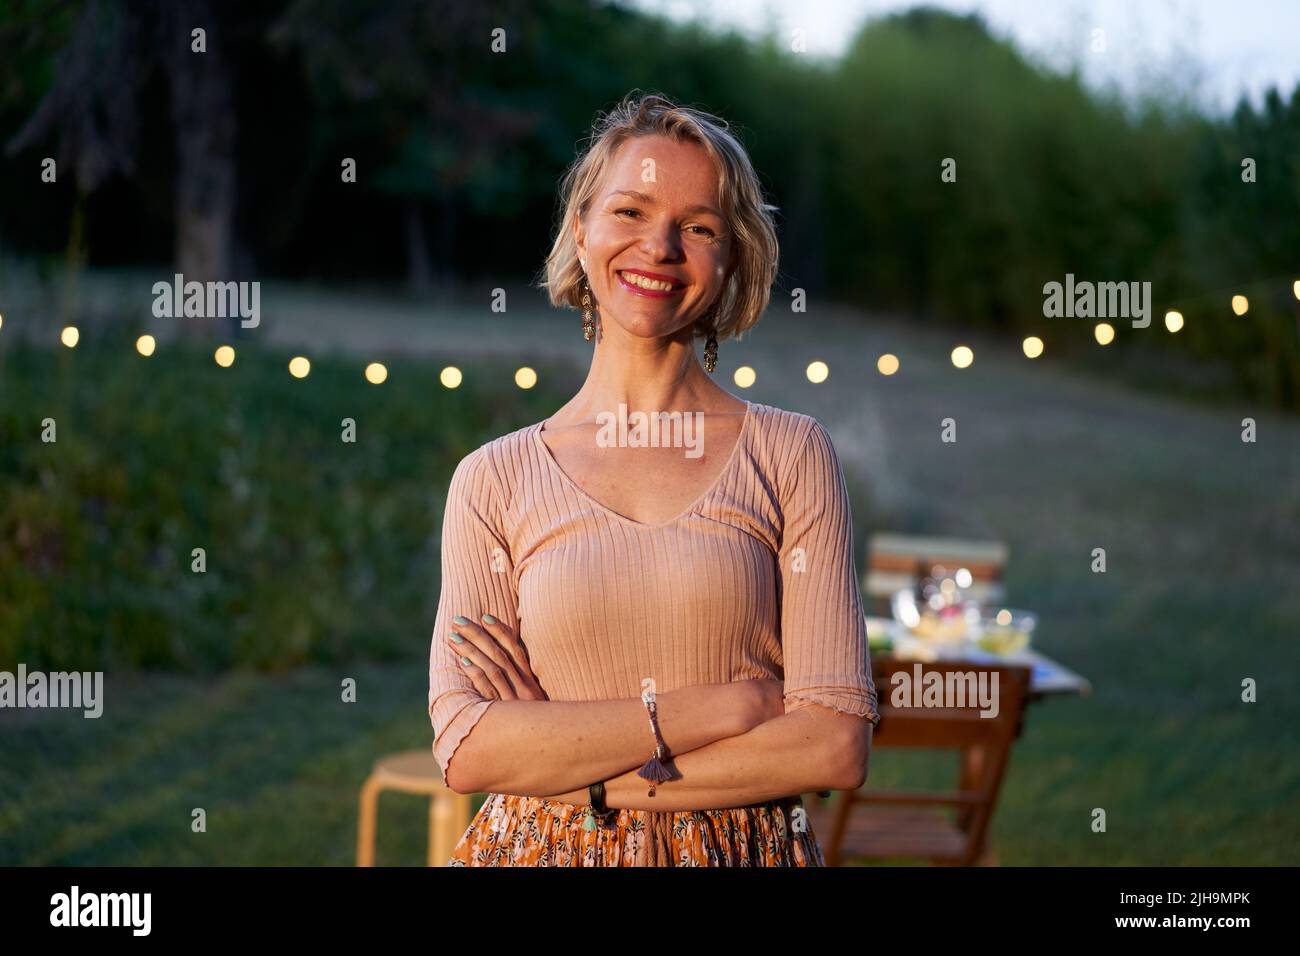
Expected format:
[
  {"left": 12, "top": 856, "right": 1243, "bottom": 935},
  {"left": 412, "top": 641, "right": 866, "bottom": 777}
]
[{"left": 806, "top": 619, "right": 1093, "bottom": 864}]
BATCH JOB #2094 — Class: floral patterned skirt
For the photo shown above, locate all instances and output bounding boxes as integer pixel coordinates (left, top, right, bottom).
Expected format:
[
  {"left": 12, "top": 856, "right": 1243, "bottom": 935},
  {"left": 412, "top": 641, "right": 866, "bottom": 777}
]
[{"left": 447, "top": 792, "right": 825, "bottom": 867}]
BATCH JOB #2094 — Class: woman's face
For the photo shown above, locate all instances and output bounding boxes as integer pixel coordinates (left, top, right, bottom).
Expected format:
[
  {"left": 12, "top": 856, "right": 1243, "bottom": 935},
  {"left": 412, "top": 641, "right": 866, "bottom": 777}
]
[{"left": 574, "top": 134, "right": 733, "bottom": 341}]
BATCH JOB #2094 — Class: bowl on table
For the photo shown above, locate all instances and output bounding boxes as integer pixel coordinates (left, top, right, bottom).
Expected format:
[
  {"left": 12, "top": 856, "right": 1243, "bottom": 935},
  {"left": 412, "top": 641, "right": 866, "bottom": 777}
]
[
  {"left": 866, "top": 616, "right": 895, "bottom": 653},
  {"left": 974, "top": 607, "right": 1037, "bottom": 655}
]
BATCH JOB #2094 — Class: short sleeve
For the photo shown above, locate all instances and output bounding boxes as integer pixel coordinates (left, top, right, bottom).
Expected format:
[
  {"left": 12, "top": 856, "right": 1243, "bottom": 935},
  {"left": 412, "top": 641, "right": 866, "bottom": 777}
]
[
  {"left": 776, "top": 417, "right": 880, "bottom": 726},
  {"left": 427, "top": 444, "right": 515, "bottom": 783}
]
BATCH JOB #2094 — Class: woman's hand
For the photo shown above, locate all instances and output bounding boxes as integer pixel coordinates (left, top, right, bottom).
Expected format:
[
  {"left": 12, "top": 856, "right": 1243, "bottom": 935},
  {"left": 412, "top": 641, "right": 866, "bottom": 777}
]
[{"left": 447, "top": 613, "right": 548, "bottom": 701}]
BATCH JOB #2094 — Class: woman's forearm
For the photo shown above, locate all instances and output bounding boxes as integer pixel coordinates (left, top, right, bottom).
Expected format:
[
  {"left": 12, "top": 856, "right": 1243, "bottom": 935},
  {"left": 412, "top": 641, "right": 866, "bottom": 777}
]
[
  {"left": 543, "top": 705, "right": 863, "bottom": 811},
  {"left": 451, "top": 684, "right": 751, "bottom": 795}
]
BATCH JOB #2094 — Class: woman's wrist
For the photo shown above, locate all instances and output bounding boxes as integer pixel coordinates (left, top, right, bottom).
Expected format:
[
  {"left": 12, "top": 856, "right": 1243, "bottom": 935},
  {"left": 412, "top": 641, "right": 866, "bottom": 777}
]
[{"left": 529, "top": 684, "right": 753, "bottom": 808}]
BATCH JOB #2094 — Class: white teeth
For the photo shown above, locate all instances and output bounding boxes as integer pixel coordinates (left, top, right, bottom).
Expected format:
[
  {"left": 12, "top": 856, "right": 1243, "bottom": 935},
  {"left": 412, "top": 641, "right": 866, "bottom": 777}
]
[{"left": 620, "top": 271, "right": 677, "bottom": 292}]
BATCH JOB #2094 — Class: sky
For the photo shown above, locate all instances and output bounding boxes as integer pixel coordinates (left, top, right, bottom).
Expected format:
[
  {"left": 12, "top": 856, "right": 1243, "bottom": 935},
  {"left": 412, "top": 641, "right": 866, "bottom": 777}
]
[{"left": 629, "top": 0, "right": 1300, "bottom": 114}]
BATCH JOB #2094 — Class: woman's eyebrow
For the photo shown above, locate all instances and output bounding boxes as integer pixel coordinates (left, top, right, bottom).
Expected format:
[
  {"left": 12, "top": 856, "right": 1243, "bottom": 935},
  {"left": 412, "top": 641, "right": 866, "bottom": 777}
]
[{"left": 605, "top": 189, "right": 723, "bottom": 219}]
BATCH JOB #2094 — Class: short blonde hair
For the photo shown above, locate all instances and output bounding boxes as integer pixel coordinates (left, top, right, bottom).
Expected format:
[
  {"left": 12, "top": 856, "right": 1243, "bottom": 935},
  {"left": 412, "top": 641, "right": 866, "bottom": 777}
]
[{"left": 537, "top": 90, "right": 779, "bottom": 343}]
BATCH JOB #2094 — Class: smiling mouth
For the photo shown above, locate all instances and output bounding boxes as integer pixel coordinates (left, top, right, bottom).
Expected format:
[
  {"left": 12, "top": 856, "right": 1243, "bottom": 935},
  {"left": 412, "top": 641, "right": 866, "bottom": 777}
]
[{"left": 617, "top": 270, "right": 686, "bottom": 293}]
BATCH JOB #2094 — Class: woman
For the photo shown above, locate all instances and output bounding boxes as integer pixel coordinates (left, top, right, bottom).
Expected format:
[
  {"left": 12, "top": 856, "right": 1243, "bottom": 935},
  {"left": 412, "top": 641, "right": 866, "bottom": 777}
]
[{"left": 427, "top": 91, "right": 879, "bottom": 866}]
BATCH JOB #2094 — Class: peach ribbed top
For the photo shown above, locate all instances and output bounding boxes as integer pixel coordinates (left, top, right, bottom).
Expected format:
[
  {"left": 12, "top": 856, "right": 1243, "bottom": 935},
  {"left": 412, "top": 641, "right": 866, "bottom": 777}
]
[{"left": 426, "top": 400, "right": 879, "bottom": 783}]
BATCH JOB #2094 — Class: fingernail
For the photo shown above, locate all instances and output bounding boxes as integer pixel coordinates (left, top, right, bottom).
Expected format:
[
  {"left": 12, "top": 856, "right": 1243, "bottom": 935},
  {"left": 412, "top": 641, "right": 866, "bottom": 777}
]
[
  {"left": 460, "top": 656, "right": 472, "bottom": 666},
  {"left": 447, "top": 632, "right": 464, "bottom": 644},
  {"left": 481, "top": 613, "right": 497, "bottom": 625},
  {"left": 453, "top": 615, "right": 471, "bottom": 625}
]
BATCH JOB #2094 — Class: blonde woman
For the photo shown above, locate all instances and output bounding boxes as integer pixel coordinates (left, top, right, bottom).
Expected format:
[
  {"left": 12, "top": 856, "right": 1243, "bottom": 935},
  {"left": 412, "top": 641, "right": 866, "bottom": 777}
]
[{"left": 428, "top": 91, "right": 879, "bottom": 867}]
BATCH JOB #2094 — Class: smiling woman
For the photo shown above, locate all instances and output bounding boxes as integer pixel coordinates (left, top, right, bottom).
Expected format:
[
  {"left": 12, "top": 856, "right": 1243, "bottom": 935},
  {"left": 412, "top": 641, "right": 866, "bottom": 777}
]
[{"left": 427, "top": 91, "right": 879, "bottom": 867}]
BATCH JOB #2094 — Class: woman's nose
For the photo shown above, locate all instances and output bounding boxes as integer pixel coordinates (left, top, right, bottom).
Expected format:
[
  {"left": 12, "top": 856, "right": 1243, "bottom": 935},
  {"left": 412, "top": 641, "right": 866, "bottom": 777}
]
[{"left": 639, "top": 221, "right": 682, "bottom": 261}]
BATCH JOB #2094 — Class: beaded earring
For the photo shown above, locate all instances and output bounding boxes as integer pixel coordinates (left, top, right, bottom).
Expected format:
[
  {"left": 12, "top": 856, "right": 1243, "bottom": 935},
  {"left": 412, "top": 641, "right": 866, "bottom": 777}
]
[
  {"left": 581, "top": 277, "right": 597, "bottom": 341},
  {"left": 579, "top": 257, "right": 599, "bottom": 342}
]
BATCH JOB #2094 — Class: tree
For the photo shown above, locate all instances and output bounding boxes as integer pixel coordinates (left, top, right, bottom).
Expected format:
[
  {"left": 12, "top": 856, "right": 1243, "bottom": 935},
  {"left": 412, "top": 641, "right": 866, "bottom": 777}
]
[
  {"left": 7, "top": 0, "right": 242, "bottom": 338},
  {"left": 269, "top": 0, "right": 537, "bottom": 296}
]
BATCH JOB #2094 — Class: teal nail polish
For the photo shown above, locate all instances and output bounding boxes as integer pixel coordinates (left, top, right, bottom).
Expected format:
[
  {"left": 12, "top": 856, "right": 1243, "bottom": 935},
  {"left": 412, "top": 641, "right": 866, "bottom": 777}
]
[
  {"left": 450, "top": 633, "right": 464, "bottom": 644},
  {"left": 453, "top": 615, "right": 471, "bottom": 625},
  {"left": 460, "top": 656, "right": 472, "bottom": 666},
  {"left": 481, "top": 613, "right": 497, "bottom": 625}
]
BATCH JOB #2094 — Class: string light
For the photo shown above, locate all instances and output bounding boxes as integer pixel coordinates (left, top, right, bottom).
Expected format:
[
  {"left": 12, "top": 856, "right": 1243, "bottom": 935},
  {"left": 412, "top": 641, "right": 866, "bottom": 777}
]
[{"left": 45, "top": 275, "right": 1300, "bottom": 398}]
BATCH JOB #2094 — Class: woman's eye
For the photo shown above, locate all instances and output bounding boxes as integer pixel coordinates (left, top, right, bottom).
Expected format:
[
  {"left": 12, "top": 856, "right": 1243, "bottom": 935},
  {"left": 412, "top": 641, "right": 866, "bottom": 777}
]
[{"left": 614, "top": 209, "right": 717, "bottom": 240}]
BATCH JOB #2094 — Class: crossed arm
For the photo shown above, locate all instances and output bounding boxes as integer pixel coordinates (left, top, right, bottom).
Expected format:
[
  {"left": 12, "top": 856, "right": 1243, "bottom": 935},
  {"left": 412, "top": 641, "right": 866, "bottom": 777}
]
[
  {"left": 435, "top": 616, "right": 871, "bottom": 806},
  {"left": 446, "top": 690, "right": 869, "bottom": 806},
  {"left": 543, "top": 701, "right": 872, "bottom": 812}
]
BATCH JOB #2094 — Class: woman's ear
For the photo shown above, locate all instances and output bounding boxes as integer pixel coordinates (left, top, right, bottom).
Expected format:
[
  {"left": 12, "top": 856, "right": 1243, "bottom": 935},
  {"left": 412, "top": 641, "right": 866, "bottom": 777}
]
[{"left": 573, "top": 215, "right": 586, "bottom": 267}]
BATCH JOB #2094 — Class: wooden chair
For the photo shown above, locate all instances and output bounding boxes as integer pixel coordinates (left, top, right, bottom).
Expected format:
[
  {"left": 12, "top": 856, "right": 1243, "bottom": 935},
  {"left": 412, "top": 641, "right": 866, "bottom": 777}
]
[
  {"left": 356, "top": 749, "right": 474, "bottom": 866},
  {"left": 812, "top": 660, "right": 1032, "bottom": 866},
  {"left": 863, "top": 533, "right": 1008, "bottom": 617}
]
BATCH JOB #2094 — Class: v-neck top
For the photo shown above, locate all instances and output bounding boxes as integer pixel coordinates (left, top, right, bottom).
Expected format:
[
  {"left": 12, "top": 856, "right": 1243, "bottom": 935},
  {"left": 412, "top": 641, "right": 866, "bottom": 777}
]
[
  {"left": 426, "top": 401, "right": 880, "bottom": 782},
  {"left": 533, "top": 400, "right": 756, "bottom": 529}
]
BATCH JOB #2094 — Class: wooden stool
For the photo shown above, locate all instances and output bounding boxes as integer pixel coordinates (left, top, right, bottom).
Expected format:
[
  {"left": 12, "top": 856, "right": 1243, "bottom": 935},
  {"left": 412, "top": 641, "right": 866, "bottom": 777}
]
[{"left": 357, "top": 749, "right": 474, "bottom": 867}]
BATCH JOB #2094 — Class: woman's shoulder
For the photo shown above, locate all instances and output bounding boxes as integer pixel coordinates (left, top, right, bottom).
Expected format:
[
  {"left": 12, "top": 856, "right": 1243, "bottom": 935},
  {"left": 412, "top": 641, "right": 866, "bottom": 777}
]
[
  {"left": 743, "top": 401, "right": 836, "bottom": 497},
  {"left": 446, "top": 420, "right": 539, "bottom": 504},
  {"left": 748, "top": 400, "right": 823, "bottom": 451}
]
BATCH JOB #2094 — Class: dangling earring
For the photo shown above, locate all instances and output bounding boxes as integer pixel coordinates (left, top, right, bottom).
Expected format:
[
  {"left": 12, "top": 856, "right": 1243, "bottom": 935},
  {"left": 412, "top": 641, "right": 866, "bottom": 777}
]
[
  {"left": 703, "top": 326, "right": 719, "bottom": 374},
  {"left": 581, "top": 276, "right": 598, "bottom": 342}
]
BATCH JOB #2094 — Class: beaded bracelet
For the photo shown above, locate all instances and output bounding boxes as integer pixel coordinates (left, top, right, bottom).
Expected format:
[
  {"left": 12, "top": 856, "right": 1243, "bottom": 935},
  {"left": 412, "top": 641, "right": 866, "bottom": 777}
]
[{"left": 636, "top": 682, "right": 678, "bottom": 796}]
